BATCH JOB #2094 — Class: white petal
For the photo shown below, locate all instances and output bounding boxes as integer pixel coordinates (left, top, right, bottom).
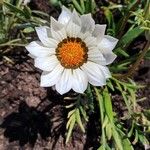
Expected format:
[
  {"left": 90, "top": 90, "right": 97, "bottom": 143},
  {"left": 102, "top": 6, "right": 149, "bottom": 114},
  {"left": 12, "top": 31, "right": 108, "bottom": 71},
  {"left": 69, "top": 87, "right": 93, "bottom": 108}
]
[
  {"left": 34, "top": 55, "right": 59, "bottom": 71},
  {"left": 55, "top": 69, "right": 72, "bottom": 94},
  {"left": 88, "top": 48, "right": 106, "bottom": 65},
  {"left": 98, "top": 35, "right": 118, "bottom": 65},
  {"left": 35, "top": 26, "right": 52, "bottom": 47},
  {"left": 58, "top": 6, "right": 72, "bottom": 25},
  {"left": 79, "top": 32, "right": 91, "bottom": 41},
  {"left": 81, "top": 14, "right": 95, "bottom": 33},
  {"left": 72, "top": 9, "right": 81, "bottom": 26},
  {"left": 84, "top": 36, "right": 97, "bottom": 47},
  {"left": 35, "top": 26, "right": 59, "bottom": 48},
  {"left": 66, "top": 21, "right": 81, "bottom": 37},
  {"left": 92, "top": 24, "right": 106, "bottom": 42},
  {"left": 98, "top": 35, "right": 118, "bottom": 53},
  {"left": 99, "top": 65, "right": 111, "bottom": 79},
  {"left": 26, "top": 41, "right": 55, "bottom": 57},
  {"left": 103, "top": 52, "right": 117, "bottom": 65},
  {"left": 40, "top": 64, "right": 64, "bottom": 87},
  {"left": 81, "top": 62, "right": 106, "bottom": 86},
  {"left": 72, "top": 69, "right": 88, "bottom": 93},
  {"left": 51, "top": 17, "right": 64, "bottom": 31},
  {"left": 51, "top": 27, "right": 67, "bottom": 42}
]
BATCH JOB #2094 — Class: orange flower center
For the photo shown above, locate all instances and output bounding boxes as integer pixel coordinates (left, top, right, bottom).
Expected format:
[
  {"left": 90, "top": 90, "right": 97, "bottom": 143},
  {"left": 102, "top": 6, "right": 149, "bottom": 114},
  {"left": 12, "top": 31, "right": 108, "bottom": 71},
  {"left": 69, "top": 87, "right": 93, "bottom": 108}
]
[{"left": 56, "top": 37, "right": 88, "bottom": 69}]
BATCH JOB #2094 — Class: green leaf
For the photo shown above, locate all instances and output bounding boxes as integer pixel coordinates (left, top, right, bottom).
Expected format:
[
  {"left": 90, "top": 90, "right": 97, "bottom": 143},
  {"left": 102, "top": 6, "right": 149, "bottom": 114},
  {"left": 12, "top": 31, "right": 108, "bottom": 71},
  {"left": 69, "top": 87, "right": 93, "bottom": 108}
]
[
  {"left": 103, "top": 8, "right": 113, "bottom": 27},
  {"left": 127, "top": 121, "right": 135, "bottom": 137},
  {"left": 105, "top": 123, "right": 112, "bottom": 140},
  {"left": 118, "top": 26, "right": 144, "bottom": 47},
  {"left": 23, "top": 6, "right": 31, "bottom": 19},
  {"left": 103, "top": 88, "right": 114, "bottom": 123},
  {"left": 107, "top": 80, "right": 114, "bottom": 91},
  {"left": 79, "top": 106, "right": 88, "bottom": 121},
  {"left": 67, "top": 109, "right": 76, "bottom": 119},
  {"left": 122, "top": 138, "right": 134, "bottom": 150},
  {"left": 133, "top": 129, "right": 139, "bottom": 144},
  {"left": 23, "top": 27, "right": 34, "bottom": 33},
  {"left": 66, "top": 115, "right": 76, "bottom": 143},
  {"left": 98, "top": 145, "right": 105, "bottom": 150},
  {"left": 4, "top": 2, "right": 26, "bottom": 17},
  {"left": 112, "top": 128, "right": 123, "bottom": 150},
  {"left": 138, "top": 132, "right": 149, "bottom": 145},
  {"left": 75, "top": 109, "right": 85, "bottom": 132},
  {"left": 118, "top": 128, "right": 134, "bottom": 150},
  {"left": 115, "top": 47, "right": 130, "bottom": 57},
  {"left": 102, "top": 116, "right": 109, "bottom": 128}
]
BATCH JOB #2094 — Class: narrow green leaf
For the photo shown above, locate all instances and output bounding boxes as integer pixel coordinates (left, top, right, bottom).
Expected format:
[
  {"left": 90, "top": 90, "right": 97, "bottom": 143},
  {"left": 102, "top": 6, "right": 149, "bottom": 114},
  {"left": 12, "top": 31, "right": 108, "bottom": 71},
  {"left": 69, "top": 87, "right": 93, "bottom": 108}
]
[
  {"left": 66, "top": 115, "right": 76, "bottom": 143},
  {"left": 107, "top": 80, "right": 115, "bottom": 91},
  {"left": 76, "top": 109, "right": 85, "bottom": 132},
  {"left": 102, "top": 116, "right": 109, "bottom": 128},
  {"left": 23, "top": 27, "right": 34, "bottom": 33},
  {"left": 118, "top": 128, "right": 134, "bottom": 150},
  {"left": 67, "top": 109, "right": 76, "bottom": 119},
  {"left": 118, "top": 27, "right": 144, "bottom": 47},
  {"left": 23, "top": 6, "right": 31, "bottom": 19},
  {"left": 66, "top": 114, "right": 75, "bottom": 129},
  {"left": 4, "top": 2, "right": 25, "bottom": 16},
  {"left": 133, "top": 129, "right": 139, "bottom": 144},
  {"left": 115, "top": 47, "right": 130, "bottom": 57},
  {"left": 105, "top": 123, "right": 112, "bottom": 140},
  {"left": 103, "top": 89, "right": 114, "bottom": 123},
  {"left": 138, "top": 132, "right": 149, "bottom": 145},
  {"left": 112, "top": 128, "right": 123, "bottom": 150},
  {"left": 79, "top": 106, "right": 88, "bottom": 121}
]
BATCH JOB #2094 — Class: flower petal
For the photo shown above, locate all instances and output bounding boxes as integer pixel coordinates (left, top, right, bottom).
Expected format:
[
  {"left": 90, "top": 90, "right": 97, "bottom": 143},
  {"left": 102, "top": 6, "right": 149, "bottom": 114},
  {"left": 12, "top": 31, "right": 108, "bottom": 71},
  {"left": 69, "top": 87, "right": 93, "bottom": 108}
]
[
  {"left": 99, "top": 65, "right": 111, "bottom": 79},
  {"left": 34, "top": 55, "right": 59, "bottom": 71},
  {"left": 81, "top": 14, "right": 95, "bottom": 33},
  {"left": 84, "top": 36, "right": 97, "bottom": 47},
  {"left": 26, "top": 41, "right": 55, "bottom": 57},
  {"left": 66, "top": 21, "right": 81, "bottom": 37},
  {"left": 51, "top": 27, "right": 67, "bottom": 42},
  {"left": 98, "top": 35, "right": 118, "bottom": 53},
  {"left": 58, "top": 6, "right": 72, "bottom": 25},
  {"left": 98, "top": 35, "right": 118, "bottom": 64},
  {"left": 72, "top": 9, "right": 81, "bottom": 26},
  {"left": 88, "top": 48, "right": 106, "bottom": 65},
  {"left": 72, "top": 69, "right": 88, "bottom": 93},
  {"left": 55, "top": 69, "right": 72, "bottom": 94},
  {"left": 51, "top": 17, "right": 67, "bottom": 41},
  {"left": 92, "top": 24, "right": 106, "bottom": 42},
  {"left": 103, "top": 52, "right": 117, "bottom": 65},
  {"left": 35, "top": 26, "right": 58, "bottom": 48},
  {"left": 81, "top": 62, "right": 106, "bottom": 86},
  {"left": 40, "top": 64, "right": 64, "bottom": 87},
  {"left": 51, "top": 17, "right": 64, "bottom": 31}
]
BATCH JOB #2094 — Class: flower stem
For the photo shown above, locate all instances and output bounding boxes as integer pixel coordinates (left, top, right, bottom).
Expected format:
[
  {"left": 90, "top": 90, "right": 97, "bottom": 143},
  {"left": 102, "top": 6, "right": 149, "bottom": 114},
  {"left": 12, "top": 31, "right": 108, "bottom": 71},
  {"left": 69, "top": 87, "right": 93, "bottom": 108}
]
[
  {"left": 117, "top": 0, "right": 139, "bottom": 38},
  {"left": 114, "top": 40, "right": 150, "bottom": 79}
]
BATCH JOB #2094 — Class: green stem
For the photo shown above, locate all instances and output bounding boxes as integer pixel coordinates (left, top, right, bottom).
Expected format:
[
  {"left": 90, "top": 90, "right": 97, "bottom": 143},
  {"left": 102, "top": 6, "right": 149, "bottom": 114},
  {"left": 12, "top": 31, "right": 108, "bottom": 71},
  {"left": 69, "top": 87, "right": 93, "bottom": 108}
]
[
  {"left": 117, "top": 0, "right": 139, "bottom": 38},
  {"left": 114, "top": 40, "right": 150, "bottom": 79},
  {"left": 0, "top": 43, "right": 26, "bottom": 47},
  {"left": 0, "top": 39, "right": 27, "bottom": 47},
  {"left": 94, "top": 87, "right": 106, "bottom": 148}
]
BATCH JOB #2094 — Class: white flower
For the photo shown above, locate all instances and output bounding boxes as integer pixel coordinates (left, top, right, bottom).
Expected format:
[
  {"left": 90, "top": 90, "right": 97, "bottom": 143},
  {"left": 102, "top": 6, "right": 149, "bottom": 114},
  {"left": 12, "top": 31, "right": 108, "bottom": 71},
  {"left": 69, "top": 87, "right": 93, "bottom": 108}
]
[{"left": 26, "top": 6, "right": 118, "bottom": 95}]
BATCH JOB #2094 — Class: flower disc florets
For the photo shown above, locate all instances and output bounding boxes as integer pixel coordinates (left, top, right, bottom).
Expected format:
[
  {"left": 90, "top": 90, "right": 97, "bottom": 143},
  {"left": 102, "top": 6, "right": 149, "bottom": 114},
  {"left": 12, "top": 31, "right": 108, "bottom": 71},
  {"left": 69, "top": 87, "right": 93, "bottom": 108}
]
[{"left": 56, "top": 37, "right": 88, "bottom": 69}]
